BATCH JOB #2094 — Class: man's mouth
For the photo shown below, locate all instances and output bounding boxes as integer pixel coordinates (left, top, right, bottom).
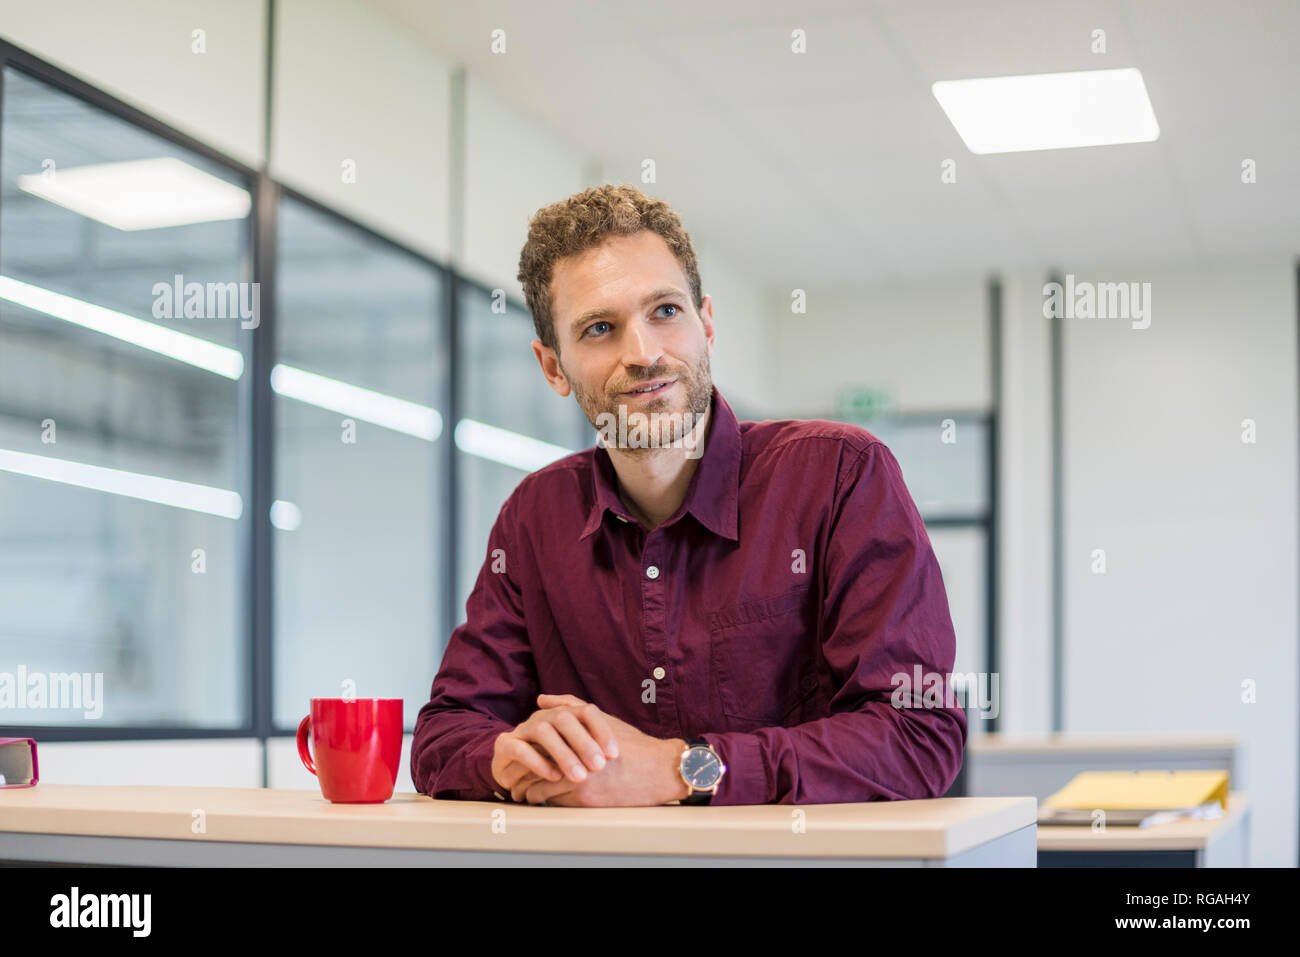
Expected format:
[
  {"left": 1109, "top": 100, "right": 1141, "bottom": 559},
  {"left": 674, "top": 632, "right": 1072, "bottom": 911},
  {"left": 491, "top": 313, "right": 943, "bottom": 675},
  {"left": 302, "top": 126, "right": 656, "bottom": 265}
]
[{"left": 621, "top": 378, "right": 677, "bottom": 397}]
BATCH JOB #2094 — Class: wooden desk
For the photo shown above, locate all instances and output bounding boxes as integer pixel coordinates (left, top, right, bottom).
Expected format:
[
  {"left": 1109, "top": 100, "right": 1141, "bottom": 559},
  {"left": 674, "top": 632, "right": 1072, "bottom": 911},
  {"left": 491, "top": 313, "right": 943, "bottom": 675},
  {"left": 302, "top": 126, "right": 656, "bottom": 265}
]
[
  {"left": 1037, "top": 792, "right": 1250, "bottom": 867},
  {"left": 0, "top": 785, "right": 1037, "bottom": 867}
]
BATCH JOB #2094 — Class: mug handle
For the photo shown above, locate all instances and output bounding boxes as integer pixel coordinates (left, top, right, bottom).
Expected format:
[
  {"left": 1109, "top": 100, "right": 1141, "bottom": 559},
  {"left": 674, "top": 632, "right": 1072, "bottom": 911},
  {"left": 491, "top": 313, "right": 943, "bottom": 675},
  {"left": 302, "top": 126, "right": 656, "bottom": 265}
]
[{"left": 296, "top": 715, "right": 316, "bottom": 776}]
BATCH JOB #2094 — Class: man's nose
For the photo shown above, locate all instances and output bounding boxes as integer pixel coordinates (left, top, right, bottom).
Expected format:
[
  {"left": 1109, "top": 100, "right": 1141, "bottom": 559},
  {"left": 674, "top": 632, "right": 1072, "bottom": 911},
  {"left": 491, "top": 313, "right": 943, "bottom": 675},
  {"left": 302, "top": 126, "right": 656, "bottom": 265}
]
[{"left": 621, "top": 318, "right": 665, "bottom": 370}]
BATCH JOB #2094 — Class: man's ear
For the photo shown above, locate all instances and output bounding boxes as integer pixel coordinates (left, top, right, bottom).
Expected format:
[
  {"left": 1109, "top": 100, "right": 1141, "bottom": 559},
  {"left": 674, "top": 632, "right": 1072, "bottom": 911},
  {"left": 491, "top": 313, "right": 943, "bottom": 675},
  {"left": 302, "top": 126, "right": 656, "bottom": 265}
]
[
  {"left": 532, "top": 340, "right": 572, "bottom": 397},
  {"left": 699, "top": 294, "right": 716, "bottom": 354}
]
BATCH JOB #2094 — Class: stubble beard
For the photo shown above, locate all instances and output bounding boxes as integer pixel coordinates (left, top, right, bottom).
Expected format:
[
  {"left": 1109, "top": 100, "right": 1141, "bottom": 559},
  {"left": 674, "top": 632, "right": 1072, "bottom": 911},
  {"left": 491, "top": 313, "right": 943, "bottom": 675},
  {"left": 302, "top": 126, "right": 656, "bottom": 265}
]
[{"left": 567, "top": 348, "right": 713, "bottom": 454}]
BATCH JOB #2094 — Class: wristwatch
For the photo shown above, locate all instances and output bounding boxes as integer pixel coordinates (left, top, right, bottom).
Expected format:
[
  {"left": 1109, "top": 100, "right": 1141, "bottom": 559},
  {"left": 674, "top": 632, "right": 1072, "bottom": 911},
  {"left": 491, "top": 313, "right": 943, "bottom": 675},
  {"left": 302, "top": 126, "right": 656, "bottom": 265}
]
[{"left": 678, "top": 737, "right": 725, "bottom": 804}]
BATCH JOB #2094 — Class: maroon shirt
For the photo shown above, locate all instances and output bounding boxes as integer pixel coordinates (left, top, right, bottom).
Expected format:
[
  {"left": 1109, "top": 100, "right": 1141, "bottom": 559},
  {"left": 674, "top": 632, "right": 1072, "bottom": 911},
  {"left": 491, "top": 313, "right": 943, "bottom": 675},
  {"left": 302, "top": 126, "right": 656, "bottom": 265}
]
[{"left": 411, "top": 385, "right": 966, "bottom": 805}]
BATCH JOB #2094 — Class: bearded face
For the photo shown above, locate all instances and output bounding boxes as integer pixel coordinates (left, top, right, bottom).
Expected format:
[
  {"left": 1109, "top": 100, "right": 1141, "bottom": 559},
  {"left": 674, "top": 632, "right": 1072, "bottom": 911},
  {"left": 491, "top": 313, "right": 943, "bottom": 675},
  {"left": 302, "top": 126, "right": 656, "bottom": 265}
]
[{"left": 566, "top": 343, "right": 712, "bottom": 455}]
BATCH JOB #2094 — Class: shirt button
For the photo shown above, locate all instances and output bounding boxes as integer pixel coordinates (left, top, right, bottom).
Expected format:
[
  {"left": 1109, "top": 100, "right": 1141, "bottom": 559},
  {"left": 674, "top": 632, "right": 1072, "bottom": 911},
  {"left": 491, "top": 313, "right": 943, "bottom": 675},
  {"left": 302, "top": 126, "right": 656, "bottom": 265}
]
[
  {"left": 646, "top": 565, "right": 660, "bottom": 579},
  {"left": 652, "top": 666, "right": 666, "bottom": 680}
]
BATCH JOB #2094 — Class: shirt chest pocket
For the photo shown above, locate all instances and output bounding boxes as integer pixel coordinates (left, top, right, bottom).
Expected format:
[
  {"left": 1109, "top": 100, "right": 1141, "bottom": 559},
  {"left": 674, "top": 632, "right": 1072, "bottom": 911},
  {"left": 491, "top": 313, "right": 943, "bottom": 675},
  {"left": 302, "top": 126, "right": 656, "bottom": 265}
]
[{"left": 709, "top": 584, "right": 820, "bottom": 726}]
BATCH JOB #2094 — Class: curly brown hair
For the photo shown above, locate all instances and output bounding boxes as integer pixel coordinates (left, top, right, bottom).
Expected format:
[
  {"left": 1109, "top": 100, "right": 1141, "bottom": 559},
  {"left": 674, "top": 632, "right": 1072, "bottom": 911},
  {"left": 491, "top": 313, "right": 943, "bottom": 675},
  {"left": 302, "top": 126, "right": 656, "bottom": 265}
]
[{"left": 516, "top": 183, "right": 703, "bottom": 355}]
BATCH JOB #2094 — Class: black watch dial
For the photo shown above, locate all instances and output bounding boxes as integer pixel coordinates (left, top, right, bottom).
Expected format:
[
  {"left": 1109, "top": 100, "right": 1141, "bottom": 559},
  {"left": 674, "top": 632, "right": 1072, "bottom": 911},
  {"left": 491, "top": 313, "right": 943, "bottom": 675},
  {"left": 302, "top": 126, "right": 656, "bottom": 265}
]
[{"left": 682, "top": 745, "right": 723, "bottom": 789}]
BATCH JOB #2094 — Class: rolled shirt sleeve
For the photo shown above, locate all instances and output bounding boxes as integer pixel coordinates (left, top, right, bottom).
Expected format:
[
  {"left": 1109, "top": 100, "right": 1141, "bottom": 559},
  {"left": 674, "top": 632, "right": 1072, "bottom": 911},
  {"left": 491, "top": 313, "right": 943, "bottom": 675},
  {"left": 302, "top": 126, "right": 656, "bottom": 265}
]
[
  {"left": 410, "top": 489, "right": 539, "bottom": 801},
  {"left": 701, "top": 441, "right": 967, "bottom": 805}
]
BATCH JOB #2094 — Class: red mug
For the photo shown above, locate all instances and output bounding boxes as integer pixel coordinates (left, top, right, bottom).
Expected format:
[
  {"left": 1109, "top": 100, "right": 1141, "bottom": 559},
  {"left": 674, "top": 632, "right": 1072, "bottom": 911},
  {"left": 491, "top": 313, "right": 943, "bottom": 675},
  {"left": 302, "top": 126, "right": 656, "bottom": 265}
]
[{"left": 296, "top": 698, "right": 403, "bottom": 803}]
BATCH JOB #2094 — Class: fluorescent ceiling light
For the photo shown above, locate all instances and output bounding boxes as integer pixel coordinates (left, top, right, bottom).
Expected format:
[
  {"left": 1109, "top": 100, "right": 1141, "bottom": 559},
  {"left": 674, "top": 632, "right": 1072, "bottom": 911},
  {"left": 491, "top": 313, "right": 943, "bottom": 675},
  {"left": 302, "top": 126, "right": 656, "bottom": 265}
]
[
  {"left": 0, "top": 449, "right": 303, "bottom": 529},
  {"left": 270, "top": 364, "right": 442, "bottom": 441},
  {"left": 1, "top": 277, "right": 441, "bottom": 444},
  {"left": 0, "top": 275, "right": 244, "bottom": 379},
  {"left": 932, "top": 67, "right": 1159, "bottom": 154},
  {"left": 454, "top": 418, "right": 574, "bottom": 472},
  {"left": 0, "top": 448, "right": 243, "bottom": 518},
  {"left": 17, "top": 156, "right": 251, "bottom": 230}
]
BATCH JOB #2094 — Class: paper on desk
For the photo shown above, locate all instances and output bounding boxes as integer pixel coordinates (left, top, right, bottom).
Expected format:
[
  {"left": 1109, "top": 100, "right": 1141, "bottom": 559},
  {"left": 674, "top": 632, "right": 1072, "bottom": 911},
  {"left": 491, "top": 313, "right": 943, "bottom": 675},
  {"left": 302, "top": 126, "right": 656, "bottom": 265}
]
[
  {"left": 1139, "top": 801, "right": 1225, "bottom": 828},
  {"left": 1042, "top": 769, "right": 1229, "bottom": 814}
]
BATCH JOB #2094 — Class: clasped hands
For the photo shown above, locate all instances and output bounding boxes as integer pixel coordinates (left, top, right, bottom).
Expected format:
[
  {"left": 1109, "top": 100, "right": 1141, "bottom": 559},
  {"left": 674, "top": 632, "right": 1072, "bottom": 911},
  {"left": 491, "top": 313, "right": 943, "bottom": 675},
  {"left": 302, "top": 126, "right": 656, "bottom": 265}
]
[{"left": 491, "top": 693, "right": 689, "bottom": 806}]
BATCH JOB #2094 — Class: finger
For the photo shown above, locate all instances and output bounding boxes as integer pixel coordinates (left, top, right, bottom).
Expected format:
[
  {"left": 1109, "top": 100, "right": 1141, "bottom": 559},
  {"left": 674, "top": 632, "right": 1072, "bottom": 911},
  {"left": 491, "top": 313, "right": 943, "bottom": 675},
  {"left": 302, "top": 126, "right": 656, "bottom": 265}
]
[
  {"left": 519, "top": 769, "right": 577, "bottom": 804},
  {"left": 505, "top": 736, "right": 564, "bottom": 781},
  {"left": 497, "top": 759, "right": 535, "bottom": 790},
  {"left": 537, "top": 693, "right": 586, "bottom": 708},
  {"left": 525, "top": 776, "right": 574, "bottom": 805},
  {"left": 501, "top": 735, "right": 564, "bottom": 782},
  {"left": 548, "top": 701, "right": 620, "bottom": 760},
  {"left": 573, "top": 702, "right": 620, "bottom": 760},
  {"left": 511, "top": 771, "right": 543, "bottom": 803},
  {"left": 530, "top": 720, "right": 589, "bottom": 782},
  {"left": 551, "top": 708, "right": 610, "bottom": 772}
]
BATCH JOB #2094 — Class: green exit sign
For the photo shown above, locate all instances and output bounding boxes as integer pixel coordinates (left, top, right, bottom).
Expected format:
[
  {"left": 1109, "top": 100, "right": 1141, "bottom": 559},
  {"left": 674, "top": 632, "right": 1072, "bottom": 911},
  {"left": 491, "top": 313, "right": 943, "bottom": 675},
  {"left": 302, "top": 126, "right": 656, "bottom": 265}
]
[{"left": 836, "top": 387, "right": 896, "bottom": 422}]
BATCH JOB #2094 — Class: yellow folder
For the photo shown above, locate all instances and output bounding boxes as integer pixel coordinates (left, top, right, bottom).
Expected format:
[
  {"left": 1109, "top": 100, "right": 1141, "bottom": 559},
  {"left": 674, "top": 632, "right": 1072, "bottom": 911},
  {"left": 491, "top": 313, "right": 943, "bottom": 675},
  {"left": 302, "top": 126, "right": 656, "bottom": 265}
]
[{"left": 1042, "top": 770, "right": 1229, "bottom": 812}]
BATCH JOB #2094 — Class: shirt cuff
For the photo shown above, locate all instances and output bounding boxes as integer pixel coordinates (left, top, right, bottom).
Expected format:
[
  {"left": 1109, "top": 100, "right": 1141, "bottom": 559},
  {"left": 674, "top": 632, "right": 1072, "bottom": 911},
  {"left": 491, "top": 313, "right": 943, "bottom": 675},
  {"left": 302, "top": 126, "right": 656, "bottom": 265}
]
[
  {"left": 700, "top": 731, "right": 771, "bottom": 805},
  {"left": 468, "top": 728, "right": 506, "bottom": 800}
]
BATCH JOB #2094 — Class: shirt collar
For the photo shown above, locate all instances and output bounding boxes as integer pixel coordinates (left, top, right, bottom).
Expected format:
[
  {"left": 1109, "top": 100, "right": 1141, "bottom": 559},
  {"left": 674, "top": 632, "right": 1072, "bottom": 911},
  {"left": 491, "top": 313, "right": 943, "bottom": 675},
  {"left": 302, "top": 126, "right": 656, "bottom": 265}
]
[{"left": 580, "top": 384, "right": 741, "bottom": 543}]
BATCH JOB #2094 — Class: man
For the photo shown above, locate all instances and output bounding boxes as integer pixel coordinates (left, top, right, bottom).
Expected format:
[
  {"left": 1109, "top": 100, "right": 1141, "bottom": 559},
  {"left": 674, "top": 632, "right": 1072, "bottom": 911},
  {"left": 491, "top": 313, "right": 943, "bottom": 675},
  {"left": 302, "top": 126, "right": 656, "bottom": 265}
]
[{"left": 411, "top": 183, "right": 966, "bottom": 806}]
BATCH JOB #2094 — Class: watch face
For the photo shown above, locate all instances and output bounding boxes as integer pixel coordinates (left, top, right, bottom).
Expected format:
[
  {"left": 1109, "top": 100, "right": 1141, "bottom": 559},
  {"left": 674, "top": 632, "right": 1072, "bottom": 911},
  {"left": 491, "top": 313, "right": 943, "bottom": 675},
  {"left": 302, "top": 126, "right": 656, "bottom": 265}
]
[{"left": 682, "top": 746, "right": 723, "bottom": 788}]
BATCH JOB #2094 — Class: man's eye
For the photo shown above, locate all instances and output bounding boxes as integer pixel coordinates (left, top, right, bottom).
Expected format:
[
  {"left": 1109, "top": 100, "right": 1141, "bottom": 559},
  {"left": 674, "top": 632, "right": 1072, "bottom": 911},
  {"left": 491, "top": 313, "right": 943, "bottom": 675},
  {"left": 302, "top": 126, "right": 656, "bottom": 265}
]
[
  {"left": 585, "top": 320, "right": 611, "bottom": 337},
  {"left": 655, "top": 303, "right": 680, "bottom": 318}
]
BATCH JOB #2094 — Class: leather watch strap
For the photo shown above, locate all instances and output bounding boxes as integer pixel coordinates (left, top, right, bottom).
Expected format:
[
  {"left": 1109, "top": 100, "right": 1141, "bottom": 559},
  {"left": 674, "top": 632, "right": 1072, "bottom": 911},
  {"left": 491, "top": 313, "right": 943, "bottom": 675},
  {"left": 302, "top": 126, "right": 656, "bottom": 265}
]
[{"left": 681, "top": 737, "right": 715, "bottom": 805}]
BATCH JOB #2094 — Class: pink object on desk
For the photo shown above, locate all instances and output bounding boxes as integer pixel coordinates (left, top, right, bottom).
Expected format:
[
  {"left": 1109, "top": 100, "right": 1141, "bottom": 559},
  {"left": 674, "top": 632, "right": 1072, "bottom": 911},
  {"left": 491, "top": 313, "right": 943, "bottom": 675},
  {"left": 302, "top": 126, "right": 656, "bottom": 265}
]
[{"left": 0, "top": 737, "right": 39, "bottom": 788}]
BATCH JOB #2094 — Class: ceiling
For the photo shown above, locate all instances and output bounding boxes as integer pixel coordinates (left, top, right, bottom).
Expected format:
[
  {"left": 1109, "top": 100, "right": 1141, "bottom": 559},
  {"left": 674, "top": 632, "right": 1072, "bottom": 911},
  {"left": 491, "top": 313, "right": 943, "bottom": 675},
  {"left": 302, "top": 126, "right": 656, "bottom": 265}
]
[{"left": 370, "top": 0, "right": 1300, "bottom": 285}]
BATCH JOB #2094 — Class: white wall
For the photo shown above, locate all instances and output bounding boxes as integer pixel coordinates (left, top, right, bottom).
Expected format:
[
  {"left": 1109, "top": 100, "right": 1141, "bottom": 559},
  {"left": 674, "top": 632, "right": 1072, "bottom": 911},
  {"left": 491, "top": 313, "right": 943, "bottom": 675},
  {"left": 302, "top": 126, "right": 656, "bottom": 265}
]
[
  {"left": 460, "top": 73, "right": 587, "bottom": 295},
  {"left": 1059, "top": 260, "right": 1298, "bottom": 866},
  {"left": 0, "top": 0, "right": 267, "bottom": 168},
  {"left": 34, "top": 739, "right": 262, "bottom": 788},
  {"left": 996, "top": 268, "right": 1055, "bottom": 735},
  {"left": 34, "top": 737, "right": 417, "bottom": 795},
  {"left": 693, "top": 236, "right": 768, "bottom": 416},
  {"left": 929, "top": 525, "right": 989, "bottom": 689},
  {"left": 270, "top": 0, "right": 452, "bottom": 260},
  {"left": 762, "top": 275, "right": 991, "bottom": 418}
]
